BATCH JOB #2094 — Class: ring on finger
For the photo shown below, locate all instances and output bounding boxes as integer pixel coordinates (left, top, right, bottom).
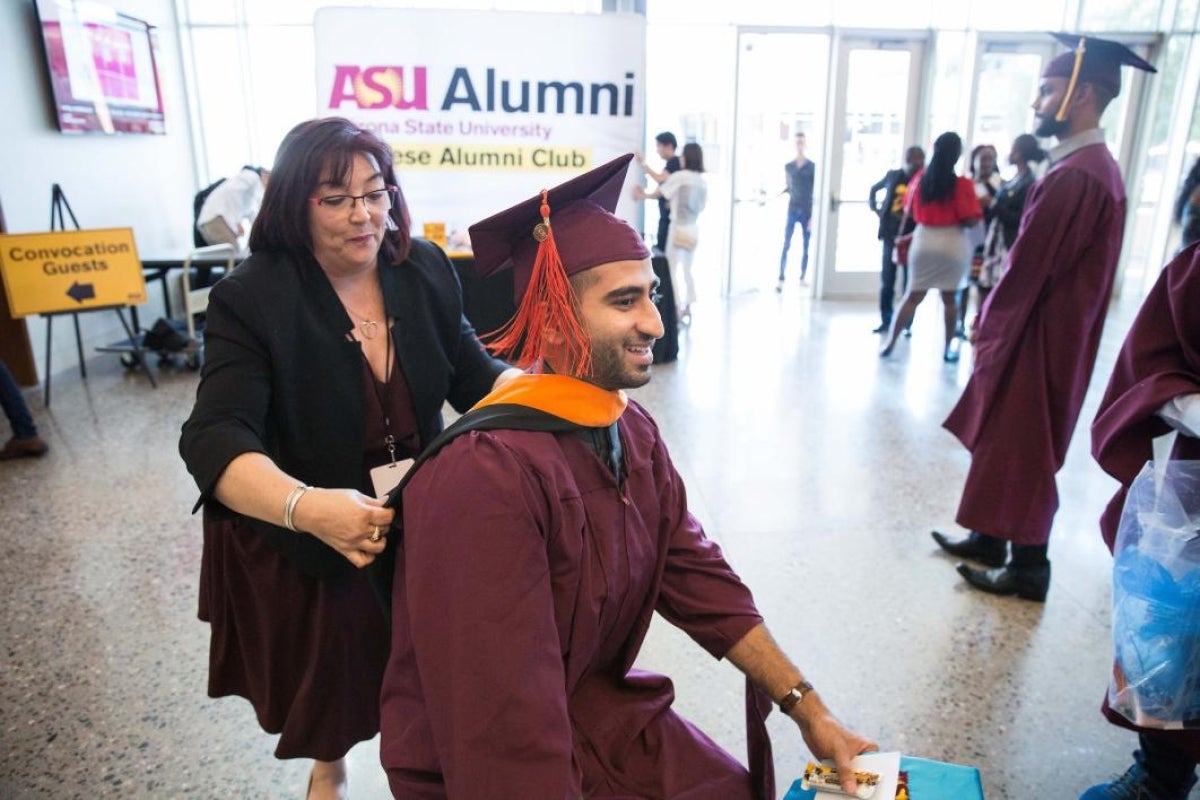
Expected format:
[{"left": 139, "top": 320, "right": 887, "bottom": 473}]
[{"left": 369, "top": 525, "right": 382, "bottom": 543}]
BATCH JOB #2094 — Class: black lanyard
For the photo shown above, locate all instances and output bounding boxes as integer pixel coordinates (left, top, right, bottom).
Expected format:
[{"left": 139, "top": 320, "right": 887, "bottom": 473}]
[{"left": 363, "top": 322, "right": 397, "bottom": 464}]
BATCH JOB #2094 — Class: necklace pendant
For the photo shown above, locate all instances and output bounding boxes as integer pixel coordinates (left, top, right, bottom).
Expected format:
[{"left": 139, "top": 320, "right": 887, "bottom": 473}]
[{"left": 360, "top": 319, "right": 379, "bottom": 340}]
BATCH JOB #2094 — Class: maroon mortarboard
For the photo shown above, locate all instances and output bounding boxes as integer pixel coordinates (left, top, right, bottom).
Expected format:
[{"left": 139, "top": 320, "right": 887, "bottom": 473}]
[
  {"left": 468, "top": 154, "right": 650, "bottom": 371},
  {"left": 1044, "top": 33, "right": 1156, "bottom": 120}
]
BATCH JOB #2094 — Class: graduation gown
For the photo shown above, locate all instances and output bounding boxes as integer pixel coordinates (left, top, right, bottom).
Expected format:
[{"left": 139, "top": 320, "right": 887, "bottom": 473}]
[
  {"left": 1091, "top": 243, "right": 1200, "bottom": 757},
  {"left": 944, "top": 139, "right": 1127, "bottom": 545},
  {"left": 380, "top": 381, "right": 765, "bottom": 800}
]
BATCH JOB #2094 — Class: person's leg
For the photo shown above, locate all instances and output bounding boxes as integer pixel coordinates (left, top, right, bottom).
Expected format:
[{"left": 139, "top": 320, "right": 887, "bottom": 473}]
[
  {"left": 877, "top": 238, "right": 897, "bottom": 332},
  {"left": 880, "top": 290, "right": 924, "bottom": 356},
  {"left": 779, "top": 211, "right": 797, "bottom": 284},
  {"left": 798, "top": 211, "right": 812, "bottom": 281},
  {"left": 940, "top": 290, "right": 960, "bottom": 361},
  {"left": 1139, "top": 733, "right": 1199, "bottom": 797},
  {"left": 669, "top": 244, "right": 696, "bottom": 320},
  {"left": 1080, "top": 733, "right": 1198, "bottom": 799},
  {"left": 656, "top": 212, "right": 670, "bottom": 254},
  {"left": 0, "top": 360, "right": 37, "bottom": 440},
  {"left": 955, "top": 284, "right": 970, "bottom": 336},
  {"left": 307, "top": 757, "right": 348, "bottom": 800},
  {"left": 0, "top": 360, "right": 47, "bottom": 459},
  {"left": 666, "top": 246, "right": 690, "bottom": 323},
  {"left": 975, "top": 285, "right": 991, "bottom": 321}
]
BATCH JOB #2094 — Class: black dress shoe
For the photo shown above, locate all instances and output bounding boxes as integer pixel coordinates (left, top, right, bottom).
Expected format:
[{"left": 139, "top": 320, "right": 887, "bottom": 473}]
[
  {"left": 872, "top": 323, "right": 889, "bottom": 334},
  {"left": 930, "top": 530, "right": 1007, "bottom": 567},
  {"left": 956, "top": 562, "right": 1050, "bottom": 602}
]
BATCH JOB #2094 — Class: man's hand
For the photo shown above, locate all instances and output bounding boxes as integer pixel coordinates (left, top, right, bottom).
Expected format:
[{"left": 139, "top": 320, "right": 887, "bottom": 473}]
[
  {"left": 723, "top": 624, "right": 878, "bottom": 795},
  {"left": 791, "top": 695, "right": 878, "bottom": 795}
]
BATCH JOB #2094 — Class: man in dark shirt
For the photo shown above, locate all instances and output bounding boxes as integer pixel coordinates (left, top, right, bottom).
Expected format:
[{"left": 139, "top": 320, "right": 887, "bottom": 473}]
[
  {"left": 868, "top": 146, "right": 925, "bottom": 333},
  {"left": 636, "top": 131, "right": 682, "bottom": 253},
  {"left": 779, "top": 132, "right": 816, "bottom": 289}
]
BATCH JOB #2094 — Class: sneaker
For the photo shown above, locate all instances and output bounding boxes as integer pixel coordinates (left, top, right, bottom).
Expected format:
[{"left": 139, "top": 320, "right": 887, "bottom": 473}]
[
  {"left": 1080, "top": 759, "right": 1197, "bottom": 799},
  {"left": 0, "top": 436, "right": 48, "bottom": 460},
  {"left": 775, "top": 280, "right": 784, "bottom": 293}
]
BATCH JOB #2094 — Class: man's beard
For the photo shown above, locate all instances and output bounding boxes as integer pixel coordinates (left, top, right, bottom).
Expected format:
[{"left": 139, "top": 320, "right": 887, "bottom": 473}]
[
  {"left": 587, "top": 335, "right": 655, "bottom": 391},
  {"left": 1034, "top": 113, "right": 1068, "bottom": 139}
]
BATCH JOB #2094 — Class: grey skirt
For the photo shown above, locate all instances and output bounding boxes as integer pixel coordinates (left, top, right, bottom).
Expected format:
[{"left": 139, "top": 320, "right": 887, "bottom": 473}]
[{"left": 908, "top": 224, "right": 971, "bottom": 292}]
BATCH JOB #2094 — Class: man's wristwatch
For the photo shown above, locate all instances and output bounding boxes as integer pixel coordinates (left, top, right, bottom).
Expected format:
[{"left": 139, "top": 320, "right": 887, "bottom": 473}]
[{"left": 777, "top": 679, "right": 814, "bottom": 714}]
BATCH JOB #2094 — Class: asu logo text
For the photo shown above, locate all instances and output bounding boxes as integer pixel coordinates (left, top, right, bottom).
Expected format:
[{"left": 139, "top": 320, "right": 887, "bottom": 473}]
[{"left": 328, "top": 66, "right": 429, "bottom": 110}]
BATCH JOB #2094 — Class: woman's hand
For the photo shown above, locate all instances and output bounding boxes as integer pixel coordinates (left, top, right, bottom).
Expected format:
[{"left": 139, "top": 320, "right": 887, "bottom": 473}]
[{"left": 291, "top": 488, "right": 395, "bottom": 568}]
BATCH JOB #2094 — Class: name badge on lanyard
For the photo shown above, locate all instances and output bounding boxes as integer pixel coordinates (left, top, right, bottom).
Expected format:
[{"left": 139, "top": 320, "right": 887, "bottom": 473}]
[{"left": 371, "top": 458, "right": 414, "bottom": 499}]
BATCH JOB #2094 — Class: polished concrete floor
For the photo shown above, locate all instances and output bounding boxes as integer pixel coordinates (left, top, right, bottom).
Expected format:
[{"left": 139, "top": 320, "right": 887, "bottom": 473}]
[{"left": 1, "top": 284, "right": 1194, "bottom": 799}]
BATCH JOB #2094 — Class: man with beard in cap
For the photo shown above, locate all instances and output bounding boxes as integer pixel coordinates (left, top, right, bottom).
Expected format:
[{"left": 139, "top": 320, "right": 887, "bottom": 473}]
[
  {"left": 378, "top": 154, "right": 875, "bottom": 799},
  {"left": 931, "top": 34, "right": 1156, "bottom": 601}
]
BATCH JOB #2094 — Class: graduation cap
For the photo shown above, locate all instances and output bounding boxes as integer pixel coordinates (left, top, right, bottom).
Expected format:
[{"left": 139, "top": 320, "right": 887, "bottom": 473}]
[
  {"left": 468, "top": 153, "right": 650, "bottom": 371},
  {"left": 1044, "top": 33, "right": 1156, "bottom": 120}
]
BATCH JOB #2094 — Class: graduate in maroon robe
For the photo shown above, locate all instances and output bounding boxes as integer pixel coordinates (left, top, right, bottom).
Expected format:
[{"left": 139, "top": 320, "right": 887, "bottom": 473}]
[
  {"left": 379, "top": 155, "right": 875, "bottom": 799},
  {"left": 932, "top": 33, "right": 1156, "bottom": 602},
  {"left": 1082, "top": 244, "right": 1200, "bottom": 799}
]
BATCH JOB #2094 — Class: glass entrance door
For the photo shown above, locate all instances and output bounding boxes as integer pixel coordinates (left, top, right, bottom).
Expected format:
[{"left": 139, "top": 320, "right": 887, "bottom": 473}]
[
  {"left": 822, "top": 38, "right": 924, "bottom": 298},
  {"left": 727, "top": 30, "right": 831, "bottom": 297}
]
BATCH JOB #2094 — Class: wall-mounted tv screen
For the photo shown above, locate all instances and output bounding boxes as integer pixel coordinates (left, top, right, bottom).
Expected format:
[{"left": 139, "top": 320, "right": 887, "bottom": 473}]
[{"left": 33, "top": 0, "right": 166, "bottom": 134}]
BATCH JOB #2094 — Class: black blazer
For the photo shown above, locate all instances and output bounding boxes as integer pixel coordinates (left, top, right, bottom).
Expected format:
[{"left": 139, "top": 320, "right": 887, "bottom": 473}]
[{"left": 179, "top": 238, "right": 508, "bottom": 576}]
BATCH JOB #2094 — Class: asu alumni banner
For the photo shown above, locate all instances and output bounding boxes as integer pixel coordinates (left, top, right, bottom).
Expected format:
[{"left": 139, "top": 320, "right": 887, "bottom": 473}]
[{"left": 314, "top": 8, "right": 646, "bottom": 247}]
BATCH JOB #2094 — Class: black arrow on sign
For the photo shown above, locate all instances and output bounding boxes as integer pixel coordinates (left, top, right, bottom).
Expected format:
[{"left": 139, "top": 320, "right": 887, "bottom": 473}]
[{"left": 67, "top": 282, "right": 96, "bottom": 303}]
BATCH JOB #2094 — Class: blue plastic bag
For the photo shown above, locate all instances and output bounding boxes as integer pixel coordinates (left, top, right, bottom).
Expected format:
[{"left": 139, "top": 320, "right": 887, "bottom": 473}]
[{"left": 1109, "top": 459, "right": 1200, "bottom": 728}]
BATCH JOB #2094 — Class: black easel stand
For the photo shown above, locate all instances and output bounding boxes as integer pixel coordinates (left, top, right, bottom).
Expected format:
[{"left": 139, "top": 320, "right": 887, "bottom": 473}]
[{"left": 41, "top": 185, "right": 156, "bottom": 406}]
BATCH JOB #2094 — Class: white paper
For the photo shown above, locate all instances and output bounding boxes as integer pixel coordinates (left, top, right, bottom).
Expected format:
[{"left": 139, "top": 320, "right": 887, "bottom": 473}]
[{"left": 814, "top": 751, "right": 901, "bottom": 800}]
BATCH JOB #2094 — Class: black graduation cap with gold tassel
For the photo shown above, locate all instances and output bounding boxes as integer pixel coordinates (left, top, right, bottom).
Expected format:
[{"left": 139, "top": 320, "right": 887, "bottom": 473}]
[{"left": 1042, "top": 32, "right": 1157, "bottom": 121}]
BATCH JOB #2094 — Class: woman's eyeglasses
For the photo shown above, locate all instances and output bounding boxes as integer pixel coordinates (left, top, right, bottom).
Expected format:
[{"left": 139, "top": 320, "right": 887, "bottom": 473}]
[{"left": 309, "top": 185, "right": 397, "bottom": 212}]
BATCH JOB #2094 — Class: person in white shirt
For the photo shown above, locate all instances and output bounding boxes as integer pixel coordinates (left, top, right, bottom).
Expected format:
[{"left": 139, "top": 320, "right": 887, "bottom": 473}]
[
  {"left": 635, "top": 142, "right": 707, "bottom": 323},
  {"left": 196, "top": 165, "right": 269, "bottom": 256}
]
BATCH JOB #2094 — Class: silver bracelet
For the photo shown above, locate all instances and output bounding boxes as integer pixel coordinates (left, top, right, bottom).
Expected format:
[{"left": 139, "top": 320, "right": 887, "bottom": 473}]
[{"left": 283, "top": 485, "right": 310, "bottom": 532}]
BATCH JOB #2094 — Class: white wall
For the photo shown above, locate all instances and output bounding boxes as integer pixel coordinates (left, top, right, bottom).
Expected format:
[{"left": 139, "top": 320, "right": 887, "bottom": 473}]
[{"left": 0, "top": 0, "right": 198, "bottom": 382}]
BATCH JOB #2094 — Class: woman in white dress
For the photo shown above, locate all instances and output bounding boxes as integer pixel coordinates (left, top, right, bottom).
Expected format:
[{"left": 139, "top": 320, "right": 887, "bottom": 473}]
[{"left": 637, "top": 142, "right": 707, "bottom": 323}]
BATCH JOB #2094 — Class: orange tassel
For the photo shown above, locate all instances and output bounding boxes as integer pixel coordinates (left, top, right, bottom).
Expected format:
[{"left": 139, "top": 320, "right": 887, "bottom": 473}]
[{"left": 485, "top": 191, "right": 593, "bottom": 375}]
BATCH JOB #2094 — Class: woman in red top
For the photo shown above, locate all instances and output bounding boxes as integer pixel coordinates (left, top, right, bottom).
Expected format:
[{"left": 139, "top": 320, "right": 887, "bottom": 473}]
[{"left": 881, "top": 131, "right": 982, "bottom": 362}]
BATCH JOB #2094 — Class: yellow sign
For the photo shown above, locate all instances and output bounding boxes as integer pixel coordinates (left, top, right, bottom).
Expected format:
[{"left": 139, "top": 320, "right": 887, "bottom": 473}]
[
  {"left": 392, "top": 144, "right": 593, "bottom": 172},
  {"left": 0, "top": 228, "right": 146, "bottom": 317},
  {"left": 423, "top": 222, "right": 447, "bottom": 248}
]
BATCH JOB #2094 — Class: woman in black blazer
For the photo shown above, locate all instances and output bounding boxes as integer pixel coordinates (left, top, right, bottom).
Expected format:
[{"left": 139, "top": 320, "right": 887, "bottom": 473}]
[{"left": 179, "top": 118, "right": 515, "bottom": 797}]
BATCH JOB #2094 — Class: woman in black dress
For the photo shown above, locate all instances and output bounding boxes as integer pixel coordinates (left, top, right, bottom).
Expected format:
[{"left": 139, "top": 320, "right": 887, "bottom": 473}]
[{"left": 180, "top": 117, "right": 515, "bottom": 798}]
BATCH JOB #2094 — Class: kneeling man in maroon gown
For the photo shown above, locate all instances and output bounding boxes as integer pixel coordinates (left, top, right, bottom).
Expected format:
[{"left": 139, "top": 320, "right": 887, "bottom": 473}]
[
  {"left": 933, "top": 34, "right": 1156, "bottom": 601},
  {"left": 379, "top": 155, "right": 875, "bottom": 799}
]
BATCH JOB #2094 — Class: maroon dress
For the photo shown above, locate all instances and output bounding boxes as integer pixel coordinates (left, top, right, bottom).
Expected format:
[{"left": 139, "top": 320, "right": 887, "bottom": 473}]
[
  {"left": 944, "top": 140, "right": 1126, "bottom": 545},
  {"left": 1092, "top": 243, "right": 1200, "bottom": 758},
  {"left": 380, "top": 398, "right": 765, "bottom": 799},
  {"left": 198, "top": 351, "right": 421, "bottom": 760}
]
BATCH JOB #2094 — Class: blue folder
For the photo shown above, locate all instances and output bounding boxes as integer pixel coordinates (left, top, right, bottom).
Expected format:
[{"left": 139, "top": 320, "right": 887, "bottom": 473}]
[{"left": 784, "top": 755, "right": 984, "bottom": 800}]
